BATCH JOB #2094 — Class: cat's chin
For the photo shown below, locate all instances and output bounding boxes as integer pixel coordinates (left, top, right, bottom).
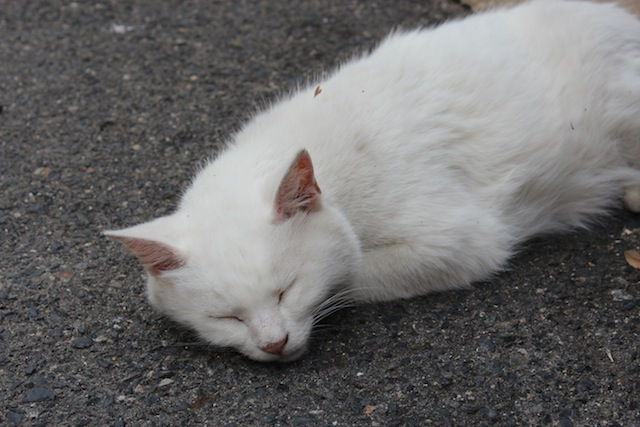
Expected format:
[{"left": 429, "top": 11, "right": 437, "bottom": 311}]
[
  {"left": 278, "top": 347, "right": 308, "bottom": 363},
  {"left": 242, "top": 344, "right": 308, "bottom": 363}
]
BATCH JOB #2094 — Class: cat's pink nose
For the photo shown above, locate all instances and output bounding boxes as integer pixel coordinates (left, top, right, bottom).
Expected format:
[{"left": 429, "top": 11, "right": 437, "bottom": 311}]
[{"left": 260, "top": 335, "right": 289, "bottom": 355}]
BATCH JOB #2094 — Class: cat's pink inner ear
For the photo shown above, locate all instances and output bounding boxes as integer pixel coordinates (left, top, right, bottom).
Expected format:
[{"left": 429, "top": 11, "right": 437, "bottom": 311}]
[
  {"left": 274, "top": 149, "right": 322, "bottom": 221},
  {"left": 111, "top": 236, "right": 185, "bottom": 276}
]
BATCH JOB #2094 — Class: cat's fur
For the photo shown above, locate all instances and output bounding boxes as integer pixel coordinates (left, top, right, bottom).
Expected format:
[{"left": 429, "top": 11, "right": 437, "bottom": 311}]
[{"left": 106, "top": 0, "right": 640, "bottom": 361}]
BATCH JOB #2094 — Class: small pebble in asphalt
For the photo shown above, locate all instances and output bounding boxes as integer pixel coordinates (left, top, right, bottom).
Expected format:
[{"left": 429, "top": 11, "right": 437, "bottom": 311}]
[
  {"left": 22, "top": 386, "right": 55, "bottom": 403},
  {"left": 71, "top": 336, "right": 94, "bottom": 349}
]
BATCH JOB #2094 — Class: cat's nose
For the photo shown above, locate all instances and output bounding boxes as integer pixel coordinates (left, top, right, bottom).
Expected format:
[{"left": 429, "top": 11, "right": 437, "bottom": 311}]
[{"left": 260, "top": 335, "right": 289, "bottom": 355}]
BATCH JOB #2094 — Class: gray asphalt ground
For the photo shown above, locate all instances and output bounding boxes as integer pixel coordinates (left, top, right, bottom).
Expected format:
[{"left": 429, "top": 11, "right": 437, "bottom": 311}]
[{"left": 1, "top": 1, "right": 639, "bottom": 426}]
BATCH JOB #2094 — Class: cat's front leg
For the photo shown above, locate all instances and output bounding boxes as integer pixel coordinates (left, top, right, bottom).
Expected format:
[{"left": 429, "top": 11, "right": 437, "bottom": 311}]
[
  {"left": 348, "top": 239, "right": 506, "bottom": 303},
  {"left": 624, "top": 185, "right": 640, "bottom": 213}
]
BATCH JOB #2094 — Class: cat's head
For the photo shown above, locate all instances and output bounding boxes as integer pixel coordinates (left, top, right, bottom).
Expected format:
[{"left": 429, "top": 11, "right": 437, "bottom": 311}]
[{"left": 106, "top": 150, "right": 360, "bottom": 361}]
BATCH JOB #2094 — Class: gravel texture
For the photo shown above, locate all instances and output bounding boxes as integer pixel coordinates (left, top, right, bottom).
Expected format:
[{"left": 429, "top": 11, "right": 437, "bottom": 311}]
[{"left": 1, "top": 1, "right": 639, "bottom": 426}]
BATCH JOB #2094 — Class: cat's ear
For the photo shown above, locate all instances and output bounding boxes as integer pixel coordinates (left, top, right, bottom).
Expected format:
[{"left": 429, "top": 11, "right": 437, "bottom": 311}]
[
  {"left": 104, "top": 217, "right": 186, "bottom": 276},
  {"left": 274, "top": 149, "right": 322, "bottom": 221}
]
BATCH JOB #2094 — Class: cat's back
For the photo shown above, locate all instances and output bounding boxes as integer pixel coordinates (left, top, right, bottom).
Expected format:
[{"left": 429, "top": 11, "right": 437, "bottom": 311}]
[
  {"left": 194, "top": 0, "right": 640, "bottom": 227},
  {"left": 336, "top": 0, "right": 639, "bottom": 108},
  {"left": 301, "top": 0, "right": 640, "bottom": 191},
  {"left": 248, "top": 0, "right": 639, "bottom": 155},
  {"left": 375, "top": 0, "right": 639, "bottom": 56}
]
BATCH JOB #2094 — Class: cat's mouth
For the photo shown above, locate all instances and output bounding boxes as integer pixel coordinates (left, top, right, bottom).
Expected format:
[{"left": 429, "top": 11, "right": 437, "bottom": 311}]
[{"left": 249, "top": 342, "right": 308, "bottom": 362}]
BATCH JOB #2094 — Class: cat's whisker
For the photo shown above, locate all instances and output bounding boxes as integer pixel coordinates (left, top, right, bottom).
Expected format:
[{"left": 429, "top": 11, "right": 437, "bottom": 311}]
[
  {"left": 314, "top": 293, "right": 351, "bottom": 313},
  {"left": 313, "top": 292, "right": 350, "bottom": 313},
  {"left": 313, "top": 297, "right": 355, "bottom": 324},
  {"left": 310, "top": 323, "right": 336, "bottom": 333},
  {"left": 314, "top": 306, "right": 347, "bottom": 323}
]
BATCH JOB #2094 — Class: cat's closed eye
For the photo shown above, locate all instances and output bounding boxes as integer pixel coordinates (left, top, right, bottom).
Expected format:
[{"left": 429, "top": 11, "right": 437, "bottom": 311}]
[
  {"left": 278, "top": 278, "right": 296, "bottom": 303},
  {"left": 211, "top": 315, "right": 243, "bottom": 322}
]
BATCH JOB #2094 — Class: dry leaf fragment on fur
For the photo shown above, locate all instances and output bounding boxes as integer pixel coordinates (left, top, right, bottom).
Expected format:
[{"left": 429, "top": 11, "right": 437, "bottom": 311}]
[
  {"left": 623, "top": 249, "right": 640, "bottom": 269},
  {"left": 314, "top": 85, "right": 322, "bottom": 97}
]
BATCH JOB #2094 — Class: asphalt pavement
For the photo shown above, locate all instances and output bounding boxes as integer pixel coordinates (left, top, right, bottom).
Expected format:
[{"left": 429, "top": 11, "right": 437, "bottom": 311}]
[{"left": 1, "top": 1, "right": 639, "bottom": 426}]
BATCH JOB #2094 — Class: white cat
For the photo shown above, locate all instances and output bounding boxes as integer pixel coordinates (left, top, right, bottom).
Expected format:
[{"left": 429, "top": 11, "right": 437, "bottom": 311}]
[{"left": 106, "top": 0, "right": 640, "bottom": 362}]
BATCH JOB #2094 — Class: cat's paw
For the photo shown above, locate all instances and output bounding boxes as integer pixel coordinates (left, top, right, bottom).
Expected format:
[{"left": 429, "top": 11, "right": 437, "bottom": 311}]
[{"left": 624, "top": 186, "right": 640, "bottom": 213}]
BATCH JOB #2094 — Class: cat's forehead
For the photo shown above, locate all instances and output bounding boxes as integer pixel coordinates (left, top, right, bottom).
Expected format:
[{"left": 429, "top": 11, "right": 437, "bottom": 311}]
[
  {"left": 183, "top": 217, "right": 286, "bottom": 296},
  {"left": 190, "top": 217, "right": 270, "bottom": 264},
  {"left": 189, "top": 253, "right": 285, "bottom": 312}
]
